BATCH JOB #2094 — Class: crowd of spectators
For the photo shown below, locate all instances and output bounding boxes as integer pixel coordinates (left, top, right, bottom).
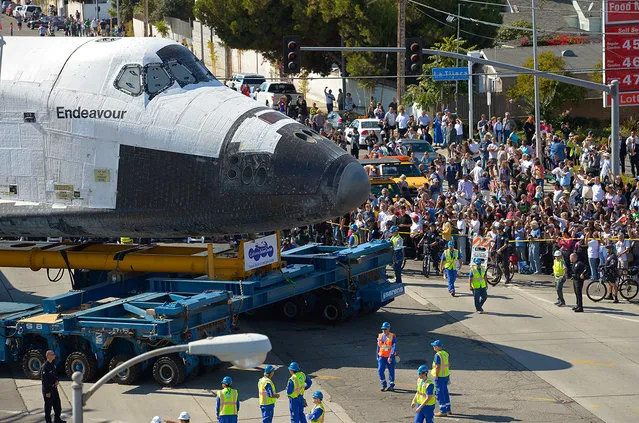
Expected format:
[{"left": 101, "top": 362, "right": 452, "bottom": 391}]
[{"left": 291, "top": 102, "right": 639, "bottom": 288}]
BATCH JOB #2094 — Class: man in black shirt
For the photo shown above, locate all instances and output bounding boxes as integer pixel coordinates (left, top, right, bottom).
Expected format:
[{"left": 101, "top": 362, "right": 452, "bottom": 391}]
[
  {"left": 494, "top": 225, "right": 511, "bottom": 283},
  {"left": 42, "top": 350, "right": 65, "bottom": 423},
  {"left": 570, "top": 252, "right": 587, "bottom": 312}
]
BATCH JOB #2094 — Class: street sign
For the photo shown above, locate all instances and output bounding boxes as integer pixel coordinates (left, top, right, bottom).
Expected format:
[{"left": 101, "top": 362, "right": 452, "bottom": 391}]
[
  {"left": 604, "top": 10, "right": 639, "bottom": 106},
  {"left": 470, "top": 237, "right": 491, "bottom": 264},
  {"left": 432, "top": 67, "right": 469, "bottom": 81}
]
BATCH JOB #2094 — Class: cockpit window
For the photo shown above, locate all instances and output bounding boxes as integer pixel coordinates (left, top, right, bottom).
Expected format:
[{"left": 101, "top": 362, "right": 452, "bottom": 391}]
[
  {"left": 155, "top": 44, "right": 216, "bottom": 85},
  {"left": 144, "top": 64, "right": 172, "bottom": 96},
  {"left": 166, "top": 60, "right": 196, "bottom": 87},
  {"left": 114, "top": 64, "right": 143, "bottom": 96}
]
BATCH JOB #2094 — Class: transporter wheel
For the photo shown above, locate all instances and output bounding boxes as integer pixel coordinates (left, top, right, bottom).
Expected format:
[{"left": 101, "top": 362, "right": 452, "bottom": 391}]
[
  {"left": 108, "top": 354, "right": 141, "bottom": 385},
  {"left": 152, "top": 354, "right": 186, "bottom": 387},
  {"left": 319, "top": 296, "right": 347, "bottom": 325},
  {"left": 65, "top": 351, "right": 98, "bottom": 382},
  {"left": 22, "top": 349, "right": 46, "bottom": 380}
]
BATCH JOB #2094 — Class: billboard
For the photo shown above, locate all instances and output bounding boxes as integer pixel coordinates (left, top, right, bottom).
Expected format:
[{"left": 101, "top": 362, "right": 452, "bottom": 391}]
[{"left": 604, "top": 2, "right": 639, "bottom": 106}]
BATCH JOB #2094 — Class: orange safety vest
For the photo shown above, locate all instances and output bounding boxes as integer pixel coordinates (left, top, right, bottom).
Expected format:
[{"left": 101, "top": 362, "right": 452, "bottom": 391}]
[{"left": 377, "top": 332, "right": 395, "bottom": 357}]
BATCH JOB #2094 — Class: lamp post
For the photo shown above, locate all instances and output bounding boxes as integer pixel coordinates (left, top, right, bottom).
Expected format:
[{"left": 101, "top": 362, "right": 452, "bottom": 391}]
[
  {"left": 71, "top": 333, "right": 271, "bottom": 423},
  {"left": 0, "top": 33, "right": 6, "bottom": 81}
]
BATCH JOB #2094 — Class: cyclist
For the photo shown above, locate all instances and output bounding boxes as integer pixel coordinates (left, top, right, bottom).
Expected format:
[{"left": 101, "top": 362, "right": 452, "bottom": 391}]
[
  {"left": 420, "top": 223, "right": 442, "bottom": 276},
  {"left": 602, "top": 243, "right": 619, "bottom": 303}
]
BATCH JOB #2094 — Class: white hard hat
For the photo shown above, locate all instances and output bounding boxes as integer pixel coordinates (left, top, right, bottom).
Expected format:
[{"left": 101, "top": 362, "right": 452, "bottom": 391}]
[
  {"left": 151, "top": 417, "right": 162, "bottom": 423},
  {"left": 178, "top": 411, "right": 190, "bottom": 420},
  {"left": 554, "top": 250, "right": 562, "bottom": 257}
]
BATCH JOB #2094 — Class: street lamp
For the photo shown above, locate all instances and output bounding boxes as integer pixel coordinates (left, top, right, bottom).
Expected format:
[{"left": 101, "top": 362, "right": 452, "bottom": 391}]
[{"left": 71, "top": 333, "right": 272, "bottom": 423}]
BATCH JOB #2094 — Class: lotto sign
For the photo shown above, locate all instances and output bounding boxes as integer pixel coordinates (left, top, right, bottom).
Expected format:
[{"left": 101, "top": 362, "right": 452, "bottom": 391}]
[{"left": 604, "top": 4, "right": 639, "bottom": 106}]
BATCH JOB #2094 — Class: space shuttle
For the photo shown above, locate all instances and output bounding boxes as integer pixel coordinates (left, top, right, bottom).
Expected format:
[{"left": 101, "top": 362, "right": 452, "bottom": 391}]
[{"left": 0, "top": 37, "right": 369, "bottom": 238}]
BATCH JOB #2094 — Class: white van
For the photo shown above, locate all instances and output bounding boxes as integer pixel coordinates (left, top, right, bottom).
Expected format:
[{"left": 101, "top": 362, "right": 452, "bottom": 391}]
[{"left": 21, "top": 5, "right": 41, "bottom": 18}]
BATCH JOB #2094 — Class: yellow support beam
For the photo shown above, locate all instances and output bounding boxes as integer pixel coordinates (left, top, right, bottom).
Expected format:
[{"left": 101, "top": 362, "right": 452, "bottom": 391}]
[{"left": 0, "top": 240, "right": 283, "bottom": 281}]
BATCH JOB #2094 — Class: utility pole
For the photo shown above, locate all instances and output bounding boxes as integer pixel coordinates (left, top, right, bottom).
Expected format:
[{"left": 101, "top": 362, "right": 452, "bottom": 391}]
[
  {"left": 143, "top": 0, "right": 149, "bottom": 37},
  {"left": 116, "top": 0, "right": 121, "bottom": 28},
  {"left": 455, "top": 2, "right": 460, "bottom": 112},
  {"left": 532, "top": 0, "right": 542, "bottom": 159},
  {"left": 397, "top": 0, "right": 406, "bottom": 102}
]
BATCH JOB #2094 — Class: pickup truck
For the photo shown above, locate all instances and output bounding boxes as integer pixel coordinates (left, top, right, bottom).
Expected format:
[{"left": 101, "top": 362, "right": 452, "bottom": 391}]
[{"left": 252, "top": 82, "right": 303, "bottom": 109}]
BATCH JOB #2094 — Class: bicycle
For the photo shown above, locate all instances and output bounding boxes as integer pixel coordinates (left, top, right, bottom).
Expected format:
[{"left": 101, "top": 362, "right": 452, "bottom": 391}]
[
  {"left": 486, "top": 254, "right": 514, "bottom": 286},
  {"left": 585, "top": 279, "right": 607, "bottom": 302},
  {"left": 421, "top": 244, "right": 440, "bottom": 278},
  {"left": 618, "top": 265, "right": 639, "bottom": 301}
]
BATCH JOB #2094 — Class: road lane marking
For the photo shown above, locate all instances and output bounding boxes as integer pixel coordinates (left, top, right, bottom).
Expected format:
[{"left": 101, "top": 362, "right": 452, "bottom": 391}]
[
  {"left": 568, "top": 359, "right": 616, "bottom": 367},
  {"left": 310, "top": 375, "right": 343, "bottom": 380},
  {"left": 521, "top": 396, "right": 555, "bottom": 402}
]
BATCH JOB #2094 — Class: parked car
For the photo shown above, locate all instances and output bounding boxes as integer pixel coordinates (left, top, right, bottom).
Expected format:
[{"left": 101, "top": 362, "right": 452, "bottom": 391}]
[
  {"left": 12, "top": 5, "right": 23, "bottom": 17},
  {"left": 325, "top": 111, "right": 344, "bottom": 131},
  {"left": 1, "top": 1, "right": 13, "bottom": 14},
  {"left": 360, "top": 157, "right": 428, "bottom": 193},
  {"left": 252, "top": 82, "right": 303, "bottom": 109},
  {"left": 225, "top": 73, "right": 266, "bottom": 93},
  {"left": 344, "top": 118, "right": 383, "bottom": 147},
  {"left": 20, "top": 4, "right": 41, "bottom": 18},
  {"left": 399, "top": 139, "right": 438, "bottom": 164}
]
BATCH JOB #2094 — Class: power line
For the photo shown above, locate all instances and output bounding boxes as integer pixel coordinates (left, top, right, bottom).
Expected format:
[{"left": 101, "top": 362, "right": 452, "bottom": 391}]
[
  {"left": 408, "top": 0, "right": 639, "bottom": 36},
  {"left": 411, "top": 5, "right": 500, "bottom": 41}
]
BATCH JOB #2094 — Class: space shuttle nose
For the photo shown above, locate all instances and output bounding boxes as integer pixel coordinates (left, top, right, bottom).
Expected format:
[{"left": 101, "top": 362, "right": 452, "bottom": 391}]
[{"left": 334, "top": 162, "right": 370, "bottom": 214}]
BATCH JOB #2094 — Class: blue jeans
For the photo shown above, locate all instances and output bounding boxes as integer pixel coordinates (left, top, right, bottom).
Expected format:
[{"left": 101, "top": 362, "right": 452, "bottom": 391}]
[
  {"left": 435, "top": 377, "right": 451, "bottom": 413},
  {"left": 261, "top": 405, "right": 275, "bottom": 423},
  {"left": 377, "top": 355, "right": 396, "bottom": 388},
  {"left": 473, "top": 287, "right": 487, "bottom": 311},
  {"left": 393, "top": 251, "right": 404, "bottom": 284},
  {"left": 529, "top": 243, "right": 541, "bottom": 273},
  {"left": 589, "top": 258, "right": 600, "bottom": 281},
  {"left": 414, "top": 404, "right": 435, "bottom": 423},
  {"left": 445, "top": 269, "right": 457, "bottom": 292},
  {"left": 289, "top": 396, "right": 306, "bottom": 423}
]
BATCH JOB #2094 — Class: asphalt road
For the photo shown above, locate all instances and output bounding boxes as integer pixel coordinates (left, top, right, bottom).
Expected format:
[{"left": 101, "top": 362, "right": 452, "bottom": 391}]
[{"left": 3, "top": 258, "right": 632, "bottom": 422}]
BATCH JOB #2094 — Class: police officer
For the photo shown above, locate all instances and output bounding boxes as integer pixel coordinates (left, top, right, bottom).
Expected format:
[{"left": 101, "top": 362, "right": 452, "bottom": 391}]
[
  {"left": 306, "top": 391, "right": 325, "bottom": 423},
  {"left": 440, "top": 240, "right": 462, "bottom": 296},
  {"left": 469, "top": 258, "right": 488, "bottom": 313},
  {"left": 390, "top": 226, "right": 404, "bottom": 283},
  {"left": 286, "top": 362, "right": 312, "bottom": 423},
  {"left": 430, "top": 340, "right": 451, "bottom": 417},
  {"left": 258, "top": 365, "right": 280, "bottom": 423},
  {"left": 216, "top": 376, "right": 240, "bottom": 423},
  {"left": 411, "top": 365, "right": 436, "bottom": 423},
  {"left": 377, "top": 321, "right": 397, "bottom": 391},
  {"left": 42, "top": 350, "right": 65, "bottom": 423},
  {"left": 348, "top": 223, "right": 360, "bottom": 247}
]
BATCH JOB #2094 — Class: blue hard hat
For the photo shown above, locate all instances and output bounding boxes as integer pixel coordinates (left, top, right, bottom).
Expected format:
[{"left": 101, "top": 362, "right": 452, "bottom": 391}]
[
  {"left": 417, "top": 365, "right": 429, "bottom": 374},
  {"left": 430, "top": 340, "right": 443, "bottom": 347},
  {"left": 474, "top": 258, "right": 482, "bottom": 265},
  {"left": 312, "top": 390, "right": 323, "bottom": 400},
  {"left": 350, "top": 223, "right": 358, "bottom": 231},
  {"left": 288, "top": 362, "right": 300, "bottom": 372},
  {"left": 448, "top": 240, "right": 455, "bottom": 247},
  {"left": 390, "top": 225, "right": 399, "bottom": 232},
  {"left": 381, "top": 321, "right": 391, "bottom": 329},
  {"left": 264, "top": 365, "right": 275, "bottom": 374},
  {"left": 222, "top": 376, "right": 232, "bottom": 385}
]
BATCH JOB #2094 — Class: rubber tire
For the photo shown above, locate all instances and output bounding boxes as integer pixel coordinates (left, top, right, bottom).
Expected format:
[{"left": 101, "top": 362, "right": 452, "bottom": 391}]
[
  {"left": 278, "top": 298, "right": 300, "bottom": 320},
  {"left": 486, "top": 263, "right": 501, "bottom": 286},
  {"left": 65, "top": 351, "right": 98, "bottom": 382},
  {"left": 586, "top": 281, "right": 607, "bottom": 302},
  {"left": 108, "top": 354, "right": 141, "bottom": 385},
  {"left": 422, "top": 255, "right": 431, "bottom": 278},
  {"left": 152, "top": 354, "right": 186, "bottom": 387},
  {"left": 319, "top": 296, "right": 347, "bottom": 325},
  {"left": 619, "top": 279, "right": 639, "bottom": 301},
  {"left": 22, "top": 349, "right": 46, "bottom": 380}
]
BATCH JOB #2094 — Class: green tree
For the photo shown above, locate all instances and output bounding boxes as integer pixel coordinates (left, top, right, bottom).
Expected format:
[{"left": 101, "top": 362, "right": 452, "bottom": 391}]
[
  {"left": 508, "top": 51, "right": 586, "bottom": 119},
  {"left": 155, "top": 20, "right": 170, "bottom": 37},
  {"left": 495, "top": 19, "right": 532, "bottom": 42},
  {"left": 194, "top": 0, "right": 500, "bottom": 76},
  {"left": 404, "top": 36, "right": 475, "bottom": 110}
]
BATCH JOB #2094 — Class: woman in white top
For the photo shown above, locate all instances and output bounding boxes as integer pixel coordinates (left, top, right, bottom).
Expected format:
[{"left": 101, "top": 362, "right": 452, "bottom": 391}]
[
  {"left": 591, "top": 177, "right": 604, "bottom": 202},
  {"left": 586, "top": 231, "right": 600, "bottom": 281}
]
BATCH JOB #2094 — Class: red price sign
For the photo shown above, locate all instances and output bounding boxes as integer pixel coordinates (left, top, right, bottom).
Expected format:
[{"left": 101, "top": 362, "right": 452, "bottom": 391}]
[
  {"left": 605, "top": 69, "right": 639, "bottom": 90},
  {"left": 606, "top": 91, "right": 639, "bottom": 106},
  {"left": 606, "top": 0, "right": 639, "bottom": 24}
]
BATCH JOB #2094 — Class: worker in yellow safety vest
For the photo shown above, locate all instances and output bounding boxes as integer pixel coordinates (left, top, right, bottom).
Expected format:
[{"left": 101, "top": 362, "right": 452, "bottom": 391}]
[
  {"left": 411, "top": 365, "right": 436, "bottom": 423},
  {"left": 553, "top": 250, "right": 567, "bottom": 306},
  {"left": 430, "top": 340, "right": 451, "bottom": 417},
  {"left": 216, "top": 376, "right": 240, "bottom": 423},
  {"left": 390, "top": 226, "right": 404, "bottom": 284},
  {"left": 440, "top": 240, "right": 462, "bottom": 296},
  {"left": 258, "top": 365, "right": 280, "bottom": 423},
  {"left": 469, "top": 257, "right": 488, "bottom": 313},
  {"left": 286, "top": 362, "right": 312, "bottom": 423},
  {"left": 348, "top": 223, "right": 360, "bottom": 247},
  {"left": 306, "top": 391, "right": 325, "bottom": 423}
]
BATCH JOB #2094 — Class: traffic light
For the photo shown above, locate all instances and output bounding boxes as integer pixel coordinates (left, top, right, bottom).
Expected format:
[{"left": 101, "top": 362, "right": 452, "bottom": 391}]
[
  {"left": 283, "top": 36, "right": 301, "bottom": 74},
  {"left": 406, "top": 37, "right": 423, "bottom": 76}
]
